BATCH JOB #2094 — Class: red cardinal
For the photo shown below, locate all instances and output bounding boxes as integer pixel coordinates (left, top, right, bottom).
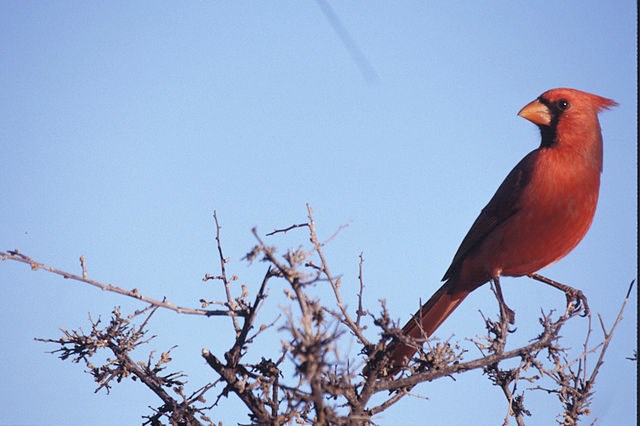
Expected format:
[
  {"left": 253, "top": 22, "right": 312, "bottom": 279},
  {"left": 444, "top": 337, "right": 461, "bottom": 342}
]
[{"left": 389, "top": 88, "right": 617, "bottom": 367}]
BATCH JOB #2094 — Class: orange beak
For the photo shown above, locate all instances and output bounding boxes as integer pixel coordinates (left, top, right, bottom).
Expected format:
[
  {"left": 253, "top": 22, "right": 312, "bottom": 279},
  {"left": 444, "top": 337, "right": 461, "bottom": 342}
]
[{"left": 518, "top": 99, "right": 551, "bottom": 126}]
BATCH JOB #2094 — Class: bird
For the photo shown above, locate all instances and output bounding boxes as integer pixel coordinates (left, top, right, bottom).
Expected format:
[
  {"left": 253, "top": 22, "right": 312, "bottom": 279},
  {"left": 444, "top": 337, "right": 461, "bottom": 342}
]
[{"left": 387, "top": 88, "right": 617, "bottom": 368}]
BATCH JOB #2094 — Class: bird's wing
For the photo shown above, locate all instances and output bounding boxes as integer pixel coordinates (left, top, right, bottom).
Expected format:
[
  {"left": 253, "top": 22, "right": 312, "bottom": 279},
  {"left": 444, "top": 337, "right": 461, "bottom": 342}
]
[{"left": 442, "top": 151, "right": 537, "bottom": 281}]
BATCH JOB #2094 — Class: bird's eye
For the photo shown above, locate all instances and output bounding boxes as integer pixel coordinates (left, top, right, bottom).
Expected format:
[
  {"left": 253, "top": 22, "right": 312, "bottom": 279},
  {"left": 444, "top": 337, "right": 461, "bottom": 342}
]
[{"left": 556, "top": 99, "right": 570, "bottom": 111}]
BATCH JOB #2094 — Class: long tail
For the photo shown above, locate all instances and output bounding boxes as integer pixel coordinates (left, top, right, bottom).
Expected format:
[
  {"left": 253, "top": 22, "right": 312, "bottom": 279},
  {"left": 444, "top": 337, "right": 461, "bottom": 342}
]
[{"left": 389, "top": 281, "right": 469, "bottom": 367}]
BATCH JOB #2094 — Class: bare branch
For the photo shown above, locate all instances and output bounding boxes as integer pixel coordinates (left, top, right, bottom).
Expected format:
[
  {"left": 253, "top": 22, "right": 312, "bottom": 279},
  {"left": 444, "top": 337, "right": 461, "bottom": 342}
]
[
  {"left": 209, "top": 211, "right": 242, "bottom": 333},
  {"left": 36, "top": 307, "right": 208, "bottom": 425},
  {"left": 1, "top": 250, "right": 243, "bottom": 318},
  {"left": 266, "top": 222, "right": 309, "bottom": 236},
  {"left": 3, "top": 209, "right": 632, "bottom": 425},
  {"left": 305, "top": 204, "right": 371, "bottom": 347},
  {"left": 355, "top": 252, "right": 367, "bottom": 327}
]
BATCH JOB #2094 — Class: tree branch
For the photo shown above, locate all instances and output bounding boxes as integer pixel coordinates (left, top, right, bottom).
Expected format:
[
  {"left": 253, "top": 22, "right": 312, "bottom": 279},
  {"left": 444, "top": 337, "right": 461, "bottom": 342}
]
[{"left": 1, "top": 250, "right": 243, "bottom": 318}]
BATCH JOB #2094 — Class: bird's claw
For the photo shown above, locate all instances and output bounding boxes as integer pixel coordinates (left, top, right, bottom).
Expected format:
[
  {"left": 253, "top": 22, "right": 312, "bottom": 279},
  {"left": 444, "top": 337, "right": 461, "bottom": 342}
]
[
  {"left": 527, "top": 273, "right": 590, "bottom": 318},
  {"left": 565, "top": 288, "right": 590, "bottom": 317}
]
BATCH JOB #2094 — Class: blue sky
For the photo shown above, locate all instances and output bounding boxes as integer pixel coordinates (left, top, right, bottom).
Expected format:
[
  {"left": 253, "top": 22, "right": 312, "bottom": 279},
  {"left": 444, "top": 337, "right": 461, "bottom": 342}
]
[{"left": 1, "top": 2, "right": 636, "bottom": 425}]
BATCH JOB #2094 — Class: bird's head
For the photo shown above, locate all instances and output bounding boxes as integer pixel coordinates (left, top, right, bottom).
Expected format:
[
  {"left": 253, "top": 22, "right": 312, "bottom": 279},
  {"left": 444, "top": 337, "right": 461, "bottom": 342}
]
[
  {"left": 518, "top": 88, "right": 617, "bottom": 128},
  {"left": 517, "top": 88, "right": 617, "bottom": 162}
]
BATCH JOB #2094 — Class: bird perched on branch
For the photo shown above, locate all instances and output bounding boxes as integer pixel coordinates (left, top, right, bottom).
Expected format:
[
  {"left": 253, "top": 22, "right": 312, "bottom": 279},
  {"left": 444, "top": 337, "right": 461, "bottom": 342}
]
[{"left": 388, "top": 88, "right": 617, "bottom": 367}]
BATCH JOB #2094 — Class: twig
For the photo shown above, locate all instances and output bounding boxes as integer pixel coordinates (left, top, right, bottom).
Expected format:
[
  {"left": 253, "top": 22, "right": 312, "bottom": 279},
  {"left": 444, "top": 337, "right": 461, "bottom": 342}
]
[
  {"left": 1, "top": 250, "right": 242, "bottom": 317},
  {"left": 249, "top": 227, "right": 316, "bottom": 333},
  {"left": 202, "top": 349, "right": 272, "bottom": 422},
  {"left": 211, "top": 211, "right": 242, "bottom": 333},
  {"left": 381, "top": 315, "right": 562, "bottom": 392},
  {"left": 226, "top": 268, "right": 274, "bottom": 366},
  {"left": 321, "top": 221, "right": 351, "bottom": 246},
  {"left": 528, "top": 281, "right": 634, "bottom": 425},
  {"left": 355, "top": 252, "right": 366, "bottom": 327},
  {"left": 580, "top": 281, "right": 634, "bottom": 407},
  {"left": 306, "top": 204, "right": 371, "bottom": 347},
  {"left": 266, "top": 223, "right": 309, "bottom": 236},
  {"left": 79, "top": 255, "right": 88, "bottom": 279},
  {"left": 367, "top": 387, "right": 409, "bottom": 415},
  {"left": 37, "top": 307, "right": 205, "bottom": 425}
]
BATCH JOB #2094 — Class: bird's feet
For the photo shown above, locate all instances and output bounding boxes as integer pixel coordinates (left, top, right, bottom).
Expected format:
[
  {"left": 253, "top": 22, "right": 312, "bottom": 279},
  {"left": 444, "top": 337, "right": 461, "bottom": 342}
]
[
  {"left": 491, "top": 278, "right": 516, "bottom": 325},
  {"left": 527, "top": 273, "right": 590, "bottom": 317},
  {"left": 562, "top": 286, "right": 590, "bottom": 317}
]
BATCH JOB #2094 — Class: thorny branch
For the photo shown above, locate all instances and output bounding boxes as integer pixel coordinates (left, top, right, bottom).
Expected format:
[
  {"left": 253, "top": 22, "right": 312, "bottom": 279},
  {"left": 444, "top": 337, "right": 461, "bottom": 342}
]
[
  {"left": 1, "top": 250, "right": 243, "bottom": 318},
  {"left": 1, "top": 208, "right": 633, "bottom": 425},
  {"left": 202, "top": 211, "right": 244, "bottom": 334},
  {"left": 528, "top": 280, "right": 635, "bottom": 425},
  {"left": 35, "top": 307, "right": 210, "bottom": 425}
]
